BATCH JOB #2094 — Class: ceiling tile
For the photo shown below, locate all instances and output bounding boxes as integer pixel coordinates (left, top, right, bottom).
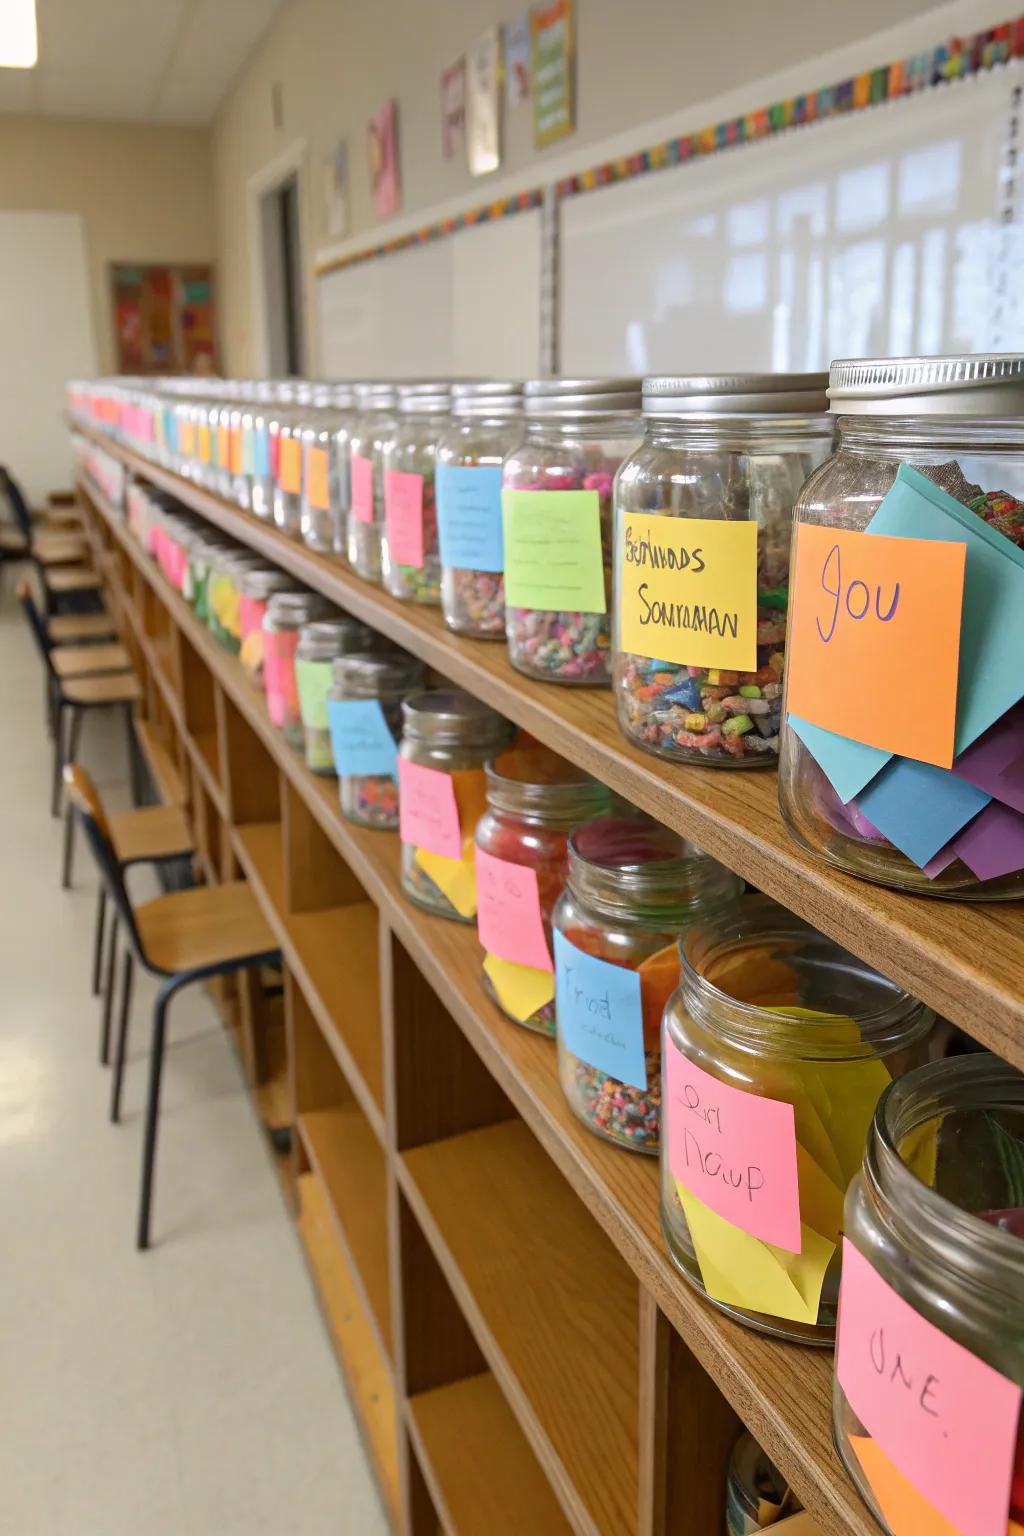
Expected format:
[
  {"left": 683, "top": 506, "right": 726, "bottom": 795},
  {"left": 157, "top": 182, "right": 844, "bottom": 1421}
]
[
  {"left": 150, "top": 72, "right": 220, "bottom": 125},
  {"left": 37, "top": 63, "right": 155, "bottom": 120}
]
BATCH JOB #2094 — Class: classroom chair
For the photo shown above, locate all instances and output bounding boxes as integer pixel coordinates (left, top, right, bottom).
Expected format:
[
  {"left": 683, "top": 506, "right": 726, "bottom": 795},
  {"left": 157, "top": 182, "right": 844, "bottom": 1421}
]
[
  {"left": 2, "top": 468, "right": 100, "bottom": 614},
  {"left": 64, "top": 766, "right": 280, "bottom": 1251}
]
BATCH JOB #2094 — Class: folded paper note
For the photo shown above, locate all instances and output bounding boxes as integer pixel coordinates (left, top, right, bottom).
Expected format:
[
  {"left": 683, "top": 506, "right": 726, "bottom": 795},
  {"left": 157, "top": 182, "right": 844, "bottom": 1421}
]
[
  {"left": 855, "top": 757, "right": 990, "bottom": 867},
  {"left": 787, "top": 714, "right": 889, "bottom": 804}
]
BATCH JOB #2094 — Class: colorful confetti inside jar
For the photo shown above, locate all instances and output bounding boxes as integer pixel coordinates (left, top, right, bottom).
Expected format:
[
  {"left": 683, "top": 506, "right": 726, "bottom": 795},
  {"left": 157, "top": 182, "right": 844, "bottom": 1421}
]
[
  {"left": 347, "top": 382, "right": 399, "bottom": 583},
  {"left": 553, "top": 816, "right": 741, "bottom": 1154},
  {"left": 661, "top": 896, "right": 932, "bottom": 1343},
  {"left": 299, "top": 383, "right": 356, "bottom": 555},
  {"left": 330, "top": 650, "right": 423, "bottom": 829},
  {"left": 437, "top": 381, "right": 523, "bottom": 638},
  {"left": 725, "top": 1432, "right": 801, "bottom": 1534},
  {"left": 381, "top": 382, "right": 451, "bottom": 603},
  {"left": 614, "top": 374, "right": 830, "bottom": 766},
  {"left": 262, "top": 590, "right": 337, "bottom": 743},
  {"left": 295, "top": 616, "right": 376, "bottom": 769},
  {"left": 502, "top": 378, "right": 643, "bottom": 685}
]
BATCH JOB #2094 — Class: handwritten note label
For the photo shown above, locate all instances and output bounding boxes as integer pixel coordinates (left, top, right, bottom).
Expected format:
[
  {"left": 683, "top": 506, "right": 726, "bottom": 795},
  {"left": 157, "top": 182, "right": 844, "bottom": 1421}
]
[
  {"left": 502, "top": 489, "right": 607, "bottom": 613},
  {"left": 436, "top": 464, "right": 504, "bottom": 572},
  {"left": 837, "top": 1239, "right": 1021, "bottom": 1536},
  {"left": 553, "top": 931, "right": 646, "bottom": 1088},
  {"left": 786, "top": 524, "right": 965, "bottom": 768},
  {"left": 277, "top": 435, "right": 301, "bottom": 494},
  {"left": 306, "top": 446, "right": 331, "bottom": 510},
  {"left": 327, "top": 698, "right": 398, "bottom": 779},
  {"left": 475, "top": 849, "right": 552, "bottom": 971},
  {"left": 397, "top": 759, "right": 462, "bottom": 859},
  {"left": 384, "top": 470, "right": 425, "bottom": 568},
  {"left": 666, "top": 1044, "right": 801, "bottom": 1252},
  {"left": 351, "top": 453, "right": 374, "bottom": 524},
  {"left": 618, "top": 514, "right": 758, "bottom": 672}
]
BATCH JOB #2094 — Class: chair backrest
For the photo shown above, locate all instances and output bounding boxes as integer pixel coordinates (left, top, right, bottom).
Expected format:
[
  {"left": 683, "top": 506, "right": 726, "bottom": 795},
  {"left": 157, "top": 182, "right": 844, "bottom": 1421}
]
[
  {"left": 16, "top": 577, "right": 54, "bottom": 668},
  {"left": 63, "top": 764, "right": 142, "bottom": 952},
  {"left": 1, "top": 468, "right": 33, "bottom": 543}
]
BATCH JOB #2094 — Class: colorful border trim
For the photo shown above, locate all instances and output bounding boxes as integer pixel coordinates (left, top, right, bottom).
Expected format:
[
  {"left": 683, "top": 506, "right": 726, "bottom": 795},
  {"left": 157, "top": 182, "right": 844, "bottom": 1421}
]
[{"left": 316, "top": 187, "right": 544, "bottom": 277}]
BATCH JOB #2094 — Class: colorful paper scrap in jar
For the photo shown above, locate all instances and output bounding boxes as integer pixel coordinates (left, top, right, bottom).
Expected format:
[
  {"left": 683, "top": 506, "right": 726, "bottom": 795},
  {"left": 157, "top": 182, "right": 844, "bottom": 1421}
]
[
  {"left": 327, "top": 698, "right": 398, "bottom": 778},
  {"left": 935, "top": 797, "right": 1024, "bottom": 881},
  {"left": 397, "top": 759, "right": 463, "bottom": 859},
  {"left": 475, "top": 848, "right": 552, "bottom": 970},
  {"left": 854, "top": 757, "right": 990, "bottom": 867},
  {"left": 436, "top": 463, "right": 504, "bottom": 572},
  {"left": 483, "top": 953, "right": 555, "bottom": 1022},
  {"left": 618, "top": 513, "right": 758, "bottom": 672},
  {"left": 502, "top": 489, "right": 606, "bottom": 612},
  {"left": 553, "top": 930, "right": 647, "bottom": 1088},
  {"left": 953, "top": 706, "right": 1024, "bottom": 813},
  {"left": 837, "top": 1239, "right": 1022, "bottom": 1536},
  {"left": 786, "top": 714, "right": 889, "bottom": 804}
]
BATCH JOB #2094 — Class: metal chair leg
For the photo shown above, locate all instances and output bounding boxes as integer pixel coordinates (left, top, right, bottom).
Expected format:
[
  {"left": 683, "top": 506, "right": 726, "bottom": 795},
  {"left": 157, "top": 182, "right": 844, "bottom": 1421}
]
[
  {"left": 110, "top": 949, "right": 134, "bottom": 1124},
  {"left": 91, "top": 886, "right": 106, "bottom": 995},
  {"left": 137, "top": 976, "right": 181, "bottom": 1251},
  {"left": 61, "top": 805, "right": 75, "bottom": 889},
  {"left": 50, "top": 702, "right": 65, "bottom": 817},
  {"left": 99, "top": 912, "right": 119, "bottom": 1065}
]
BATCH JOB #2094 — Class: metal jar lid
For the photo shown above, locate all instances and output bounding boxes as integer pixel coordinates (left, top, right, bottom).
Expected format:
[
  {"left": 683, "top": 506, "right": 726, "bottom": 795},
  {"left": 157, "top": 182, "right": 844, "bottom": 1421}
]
[
  {"left": 524, "top": 377, "right": 642, "bottom": 419},
  {"left": 330, "top": 383, "right": 356, "bottom": 411},
  {"left": 264, "top": 590, "right": 336, "bottom": 629},
  {"left": 452, "top": 380, "right": 523, "bottom": 418},
  {"left": 401, "top": 687, "right": 509, "bottom": 746},
  {"left": 297, "top": 617, "right": 373, "bottom": 659},
  {"left": 643, "top": 373, "right": 829, "bottom": 416},
  {"left": 398, "top": 381, "right": 451, "bottom": 415},
  {"left": 828, "top": 353, "right": 1024, "bottom": 415},
  {"left": 331, "top": 649, "right": 423, "bottom": 699},
  {"left": 238, "top": 567, "right": 299, "bottom": 600},
  {"left": 354, "top": 382, "right": 398, "bottom": 411}
]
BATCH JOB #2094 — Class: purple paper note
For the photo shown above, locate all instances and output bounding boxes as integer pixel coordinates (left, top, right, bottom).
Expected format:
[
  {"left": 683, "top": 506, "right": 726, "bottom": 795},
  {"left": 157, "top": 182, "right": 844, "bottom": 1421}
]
[
  {"left": 1000, "top": 755, "right": 1024, "bottom": 787},
  {"left": 952, "top": 706, "right": 1024, "bottom": 814},
  {"left": 949, "top": 799, "right": 1024, "bottom": 880}
]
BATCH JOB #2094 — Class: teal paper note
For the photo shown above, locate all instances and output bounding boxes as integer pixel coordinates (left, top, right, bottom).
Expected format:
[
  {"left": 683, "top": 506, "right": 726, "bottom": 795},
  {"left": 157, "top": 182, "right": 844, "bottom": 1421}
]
[{"left": 787, "top": 715, "right": 889, "bottom": 804}]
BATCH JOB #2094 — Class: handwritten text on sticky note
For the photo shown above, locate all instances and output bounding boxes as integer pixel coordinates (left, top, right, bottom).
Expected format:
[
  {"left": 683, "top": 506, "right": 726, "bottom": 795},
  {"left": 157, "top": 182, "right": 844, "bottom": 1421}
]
[
  {"left": 619, "top": 514, "right": 758, "bottom": 672},
  {"left": 666, "top": 1044, "right": 801, "bottom": 1252},
  {"left": 475, "top": 849, "right": 552, "bottom": 971},
  {"left": 837, "top": 1239, "right": 1021, "bottom": 1536},
  {"left": 327, "top": 698, "right": 398, "bottom": 778},
  {"left": 553, "top": 931, "right": 647, "bottom": 1088},
  {"left": 437, "top": 464, "right": 504, "bottom": 572},
  {"left": 397, "top": 758, "right": 463, "bottom": 859},
  {"left": 502, "top": 490, "right": 607, "bottom": 613},
  {"left": 786, "top": 524, "right": 965, "bottom": 768},
  {"left": 384, "top": 470, "right": 425, "bottom": 568},
  {"left": 351, "top": 453, "right": 374, "bottom": 524}
]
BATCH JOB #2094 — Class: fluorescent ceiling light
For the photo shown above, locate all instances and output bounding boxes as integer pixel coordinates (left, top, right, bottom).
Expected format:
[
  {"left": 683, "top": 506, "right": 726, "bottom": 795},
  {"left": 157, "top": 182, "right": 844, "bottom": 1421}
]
[{"left": 0, "top": 0, "right": 38, "bottom": 69}]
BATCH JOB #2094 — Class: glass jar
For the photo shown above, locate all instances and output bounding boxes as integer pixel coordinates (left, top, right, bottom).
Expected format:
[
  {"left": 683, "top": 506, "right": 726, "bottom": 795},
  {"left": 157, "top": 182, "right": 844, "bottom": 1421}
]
[
  {"left": 250, "top": 383, "right": 284, "bottom": 520},
  {"left": 502, "top": 378, "right": 642, "bottom": 684},
  {"left": 347, "top": 383, "right": 399, "bottom": 581},
  {"left": 208, "top": 552, "right": 263, "bottom": 652},
  {"left": 779, "top": 353, "right": 1024, "bottom": 899},
  {"left": 437, "top": 380, "right": 523, "bottom": 638},
  {"left": 661, "top": 895, "right": 933, "bottom": 1344},
  {"left": 300, "top": 384, "right": 356, "bottom": 555},
  {"left": 196, "top": 395, "right": 220, "bottom": 490},
  {"left": 215, "top": 393, "right": 242, "bottom": 500},
  {"left": 553, "top": 816, "right": 742, "bottom": 1154},
  {"left": 381, "top": 381, "right": 450, "bottom": 602},
  {"left": 329, "top": 650, "right": 424, "bottom": 828},
  {"left": 614, "top": 375, "right": 832, "bottom": 766},
  {"left": 273, "top": 382, "right": 312, "bottom": 537},
  {"left": 475, "top": 745, "right": 612, "bottom": 1036},
  {"left": 398, "top": 689, "right": 510, "bottom": 921},
  {"left": 185, "top": 536, "right": 231, "bottom": 621},
  {"left": 835, "top": 1054, "right": 1024, "bottom": 1536},
  {"left": 239, "top": 568, "right": 299, "bottom": 688},
  {"left": 725, "top": 1433, "right": 800, "bottom": 1534},
  {"left": 263, "top": 591, "right": 336, "bottom": 740},
  {"left": 295, "top": 616, "right": 375, "bottom": 768}
]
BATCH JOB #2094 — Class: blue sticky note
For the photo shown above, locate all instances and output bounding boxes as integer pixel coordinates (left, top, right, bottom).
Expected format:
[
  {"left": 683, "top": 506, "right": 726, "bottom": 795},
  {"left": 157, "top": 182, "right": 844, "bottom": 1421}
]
[
  {"left": 788, "top": 714, "right": 889, "bottom": 804},
  {"left": 436, "top": 464, "right": 504, "bottom": 573},
  {"left": 869, "top": 465, "right": 1024, "bottom": 754},
  {"left": 856, "top": 756, "right": 990, "bottom": 867},
  {"left": 327, "top": 698, "right": 398, "bottom": 778},
  {"left": 553, "top": 929, "right": 647, "bottom": 1090},
  {"left": 253, "top": 427, "right": 270, "bottom": 479}
]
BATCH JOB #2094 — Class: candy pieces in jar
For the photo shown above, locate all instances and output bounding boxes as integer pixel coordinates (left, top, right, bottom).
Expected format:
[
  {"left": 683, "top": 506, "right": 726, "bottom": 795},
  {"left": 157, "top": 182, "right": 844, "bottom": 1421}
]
[
  {"left": 381, "top": 382, "right": 450, "bottom": 604},
  {"left": 328, "top": 650, "right": 424, "bottom": 829}
]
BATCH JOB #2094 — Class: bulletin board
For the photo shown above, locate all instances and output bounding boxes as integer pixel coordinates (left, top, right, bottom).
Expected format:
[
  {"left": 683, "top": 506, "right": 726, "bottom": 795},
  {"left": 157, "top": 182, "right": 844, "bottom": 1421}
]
[{"left": 110, "top": 263, "right": 217, "bottom": 375}]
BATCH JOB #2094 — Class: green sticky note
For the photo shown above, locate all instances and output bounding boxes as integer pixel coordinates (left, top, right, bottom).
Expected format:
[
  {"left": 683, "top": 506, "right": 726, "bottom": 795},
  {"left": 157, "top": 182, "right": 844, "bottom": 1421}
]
[
  {"left": 502, "top": 489, "right": 608, "bottom": 613},
  {"left": 295, "top": 659, "right": 332, "bottom": 730}
]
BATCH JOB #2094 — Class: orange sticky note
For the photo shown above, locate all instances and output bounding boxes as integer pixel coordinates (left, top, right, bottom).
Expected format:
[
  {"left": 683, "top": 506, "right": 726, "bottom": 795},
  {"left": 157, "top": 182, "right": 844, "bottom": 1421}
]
[
  {"left": 278, "top": 436, "right": 301, "bottom": 494},
  {"left": 848, "top": 1435, "right": 961, "bottom": 1536},
  {"left": 306, "top": 446, "right": 330, "bottom": 511},
  {"left": 229, "top": 425, "right": 244, "bottom": 475},
  {"left": 786, "top": 524, "right": 965, "bottom": 768},
  {"left": 216, "top": 423, "right": 230, "bottom": 467},
  {"left": 197, "top": 423, "right": 211, "bottom": 463}
]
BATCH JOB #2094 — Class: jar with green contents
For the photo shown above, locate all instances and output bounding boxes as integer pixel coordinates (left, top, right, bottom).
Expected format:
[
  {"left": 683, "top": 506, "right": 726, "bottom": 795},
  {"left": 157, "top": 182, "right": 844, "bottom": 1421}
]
[
  {"left": 834, "top": 1053, "right": 1024, "bottom": 1536},
  {"left": 329, "top": 650, "right": 423, "bottom": 828},
  {"left": 295, "top": 617, "right": 376, "bottom": 771},
  {"left": 239, "top": 568, "right": 298, "bottom": 688},
  {"left": 553, "top": 817, "right": 742, "bottom": 1154},
  {"left": 381, "top": 381, "right": 450, "bottom": 603},
  {"left": 660, "top": 895, "right": 933, "bottom": 1344},
  {"left": 398, "top": 690, "right": 510, "bottom": 921},
  {"left": 185, "top": 537, "right": 231, "bottom": 620},
  {"left": 613, "top": 374, "right": 831, "bottom": 765},
  {"left": 347, "top": 383, "right": 399, "bottom": 582},
  {"left": 300, "top": 384, "right": 356, "bottom": 555},
  {"left": 263, "top": 591, "right": 337, "bottom": 743},
  {"left": 208, "top": 552, "right": 263, "bottom": 652}
]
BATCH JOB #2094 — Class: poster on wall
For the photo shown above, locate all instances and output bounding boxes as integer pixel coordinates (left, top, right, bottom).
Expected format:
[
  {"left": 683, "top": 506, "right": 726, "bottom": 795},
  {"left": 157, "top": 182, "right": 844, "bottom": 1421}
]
[
  {"left": 440, "top": 58, "right": 466, "bottom": 160},
  {"left": 369, "top": 99, "right": 401, "bottom": 219},
  {"left": 324, "top": 140, "right": 350, "bottom": 239},
  {"left": 503, "top": 11, "right": 532, "bottom": 108},
  {"left": 466, "top": 27, "right": 501, "bottom": 175},
  {"left": 110, "top": 263, "right": 216, "bottom": 374},
  {"left": 531, "top": 0, "right": 575, "bottom": 149}
]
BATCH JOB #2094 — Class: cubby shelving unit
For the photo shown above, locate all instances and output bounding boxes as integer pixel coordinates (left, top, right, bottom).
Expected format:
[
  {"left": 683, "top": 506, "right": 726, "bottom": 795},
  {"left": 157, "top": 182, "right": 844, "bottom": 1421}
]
[{"left": 74, "top": 424, "right": 1024, "bottom": 1536}]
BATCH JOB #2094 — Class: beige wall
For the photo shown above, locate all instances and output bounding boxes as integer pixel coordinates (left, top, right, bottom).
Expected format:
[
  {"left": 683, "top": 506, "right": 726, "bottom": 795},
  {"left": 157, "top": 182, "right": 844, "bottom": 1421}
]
[{"left": 0, "top": 116, "right": 214, "bottom": 373}]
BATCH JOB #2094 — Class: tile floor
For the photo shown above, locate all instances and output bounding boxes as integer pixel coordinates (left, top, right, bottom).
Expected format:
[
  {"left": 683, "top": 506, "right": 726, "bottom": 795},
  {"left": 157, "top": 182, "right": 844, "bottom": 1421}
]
[{"left": 0, "top": 597, "right": 388, "bottom": 1535}]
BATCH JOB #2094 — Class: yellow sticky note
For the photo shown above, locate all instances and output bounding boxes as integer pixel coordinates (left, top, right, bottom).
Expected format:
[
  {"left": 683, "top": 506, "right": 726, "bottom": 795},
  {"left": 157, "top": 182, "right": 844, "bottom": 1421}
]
[
  {"left": 416, "top": 839, "right": 478, "bottom": 918},
  {"left": 676, "top": 1183, "right": 835, "bottom": 1326},
  {"left": 796, "top": 1143, "right": 846, "bottom": 1246},
  {"left": 899, "top": 1116, "right": 942, "bottom": 1189},
  {"left": 483, "top": 953, "right": 555, "bottom": 1023},
  {"left": 619, "top": 513, "right": 758, "bottom": 672},
  {"left": 848, "top": 1435, "right": 962, "bottom": 1536}
]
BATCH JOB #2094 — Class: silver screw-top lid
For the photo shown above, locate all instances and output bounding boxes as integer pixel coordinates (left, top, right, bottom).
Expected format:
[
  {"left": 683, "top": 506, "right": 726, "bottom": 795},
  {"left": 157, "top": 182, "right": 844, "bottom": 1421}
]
[
  {"left": 238, "top": 567, "right": 299, "bottom": 600},
  {"left": 297, "top": 617, "right": 374, "bottom": 658},
  {"left": 523, "top": 377, "right": 642, "bottom": 419},
  {"left": 331, "top": 649, "right": 423, "bottom": 698},
  {"left": 354, "top": 382, "right": 399, "bottom": 411},
  {"left": 398, "top": 381, "right": 451, "bottom": 415},
  {"left": 329, "top": 383, "right": 356, "bottom": 410},
  {"left": 265, "top": 590, "right": 337, "bottom": 627},
  {"left": 452, "top": 380, "right": 523, "bottom": 418},
  {"left": 828, "top": 354, "right": 1024, "bottom": 415},
  {"left": 401, "top": 687, "right": 509, "bottom": 746},
  {"left": 643, "top": 373, "right": 829, "bottom": 416}
]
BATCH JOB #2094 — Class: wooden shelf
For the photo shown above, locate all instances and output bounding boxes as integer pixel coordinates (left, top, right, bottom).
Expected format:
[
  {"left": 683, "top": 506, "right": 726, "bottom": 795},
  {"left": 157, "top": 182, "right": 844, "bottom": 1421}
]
[
  {"left": 133, "top": 717, "right": 185, "bottom": 806},
  {"left": 79, "top": 430, "right": 1024, "bottom": 1065},
  {"left": 295, "top": 1171, "right": 400, "bottom": 1525},
  {"left": 407, "top": 1373, "right": 573, "bottom": 1536},
  {"left": 400, "top": 1120, "right": 639, "bottom": 1536}
]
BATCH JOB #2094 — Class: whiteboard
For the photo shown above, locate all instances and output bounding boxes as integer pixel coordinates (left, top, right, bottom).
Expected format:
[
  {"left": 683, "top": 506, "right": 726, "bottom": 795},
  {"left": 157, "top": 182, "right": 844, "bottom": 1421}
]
[
  {"left": 560, "top": 65, "right": 1024, "bottom": 375},
  {"left": 317, "top": 206, "right": 542, "bottom": 378}
]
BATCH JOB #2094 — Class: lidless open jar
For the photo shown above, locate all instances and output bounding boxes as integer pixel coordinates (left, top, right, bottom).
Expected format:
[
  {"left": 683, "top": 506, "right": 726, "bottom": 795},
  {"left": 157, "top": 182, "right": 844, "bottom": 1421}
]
[
  {"left": 398, "top": 690, "right": 510, "bottom": 922},
  {"left": 295, "top": 616, "right": 375, "bottom": 769},
  {"left": 502, "top": 378, "right": 642, "bottom": 684},
  {"left": 660, "top": 896, "right": 933, "bottom": 1344},
  {"left": 614, "top": 375, "right": 831, "bottom": 765},
  {"left": 300, "top": 384, "right": 355, "bottom": 555},
  {"left": 553, "top": 817, "right": 742, "bottom": 1154},
  {"left": 779, "top": 354, "right": 1024, "bottom": 898},
  {"left": 347, "top": 383, "right": 399, "bottom": 582},
  {"left": 381, "top": 381, "right": 451, "bottom": 603},
  {"left": 263, "top": 591, "right": 336, "bottom": 743},
  {"left": 330, "top": 650, "right": 424, "bottom": 829},
  {"left": 437, "top": 380, "right": 523, "bottom": 638},
  {"left": 834, "top": 1054, "right": 1024, "bottom": 1534}
]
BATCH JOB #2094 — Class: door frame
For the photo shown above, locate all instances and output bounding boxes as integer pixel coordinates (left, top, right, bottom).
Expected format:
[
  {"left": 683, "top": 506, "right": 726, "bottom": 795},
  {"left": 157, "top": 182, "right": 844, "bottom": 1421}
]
[{"left": 246, "top": 137, "right": 314, "bottom": 377}]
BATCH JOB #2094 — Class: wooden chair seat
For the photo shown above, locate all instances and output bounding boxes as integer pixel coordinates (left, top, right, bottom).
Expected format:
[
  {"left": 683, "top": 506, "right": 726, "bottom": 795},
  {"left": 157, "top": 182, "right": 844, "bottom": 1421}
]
[
  {"left": 46, "top": 566, "right": 102, "bottom": 594},
  {"left": 34, "top": 534, "right": 88, "bottom": 565},
  {"left": 135, "top": 882, "right": 276, "bottom": 975},
  {"left": 108, "top": 804, "right": 193, "bottom": 867},
  {"left": 63, "top": 671, "right": 142, "bottom": 706},
  {"left": 51, "top": 641, "right": 132, "bottom": 679},
  {"left": 0, "top": 526, "right": 27, "bottom": 553},
  {"left": 48, "top": 611, "right": 115, "bottom": 643}
]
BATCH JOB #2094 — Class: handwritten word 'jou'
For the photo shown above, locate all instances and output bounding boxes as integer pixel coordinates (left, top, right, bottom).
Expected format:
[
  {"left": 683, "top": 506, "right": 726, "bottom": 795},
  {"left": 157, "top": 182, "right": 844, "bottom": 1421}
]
[
  {"left": 815, "top": 541, "right": 900, "bottom": 644},
  {"left": 678, "top": 1082, "right": 764, "bottom": 1202}
]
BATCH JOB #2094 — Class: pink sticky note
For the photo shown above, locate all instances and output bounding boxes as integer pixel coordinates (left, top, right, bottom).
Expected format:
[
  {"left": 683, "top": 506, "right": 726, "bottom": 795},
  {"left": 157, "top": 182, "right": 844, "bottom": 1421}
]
[
  {"left": 384, "top": 470, "right": 425, "bottom": 568},
  {"left": 837, "top": 1239, "right": 1021, "bottom": 1536},
  {"left": 397, "top": 758, "right": 462, "bottom": 859},
  {"left": 474, "top": 849, "right": 552, "bottom": 971},
  {"left": 665, "top": 1045, "right": 801, "bottom": 1252},
  {"left": 351, "top": 454, "right": 374, "bottom": 524}
]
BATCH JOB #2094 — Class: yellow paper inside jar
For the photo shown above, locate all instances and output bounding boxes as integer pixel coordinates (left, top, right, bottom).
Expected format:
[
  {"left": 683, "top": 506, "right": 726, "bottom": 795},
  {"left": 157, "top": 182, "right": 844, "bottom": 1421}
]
[{"left": 413, "top": 769, "right": 488, "bottom": 919}]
